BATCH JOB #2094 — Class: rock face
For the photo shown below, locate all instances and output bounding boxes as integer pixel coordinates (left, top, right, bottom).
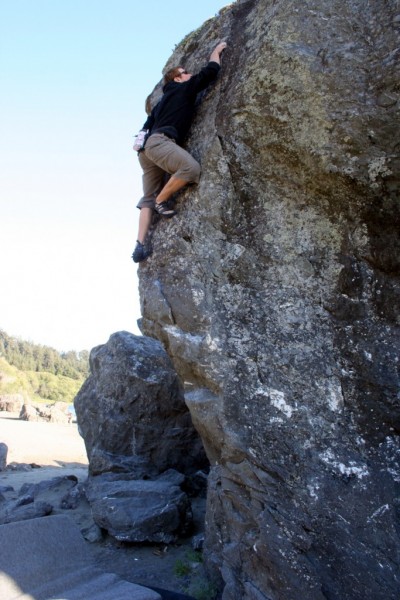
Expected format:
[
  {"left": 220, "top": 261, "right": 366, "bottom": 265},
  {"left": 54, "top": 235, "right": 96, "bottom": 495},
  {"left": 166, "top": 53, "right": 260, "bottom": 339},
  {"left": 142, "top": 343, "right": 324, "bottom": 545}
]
[{"left": 137, "top": 1, "right": 400, "bottom": 599}]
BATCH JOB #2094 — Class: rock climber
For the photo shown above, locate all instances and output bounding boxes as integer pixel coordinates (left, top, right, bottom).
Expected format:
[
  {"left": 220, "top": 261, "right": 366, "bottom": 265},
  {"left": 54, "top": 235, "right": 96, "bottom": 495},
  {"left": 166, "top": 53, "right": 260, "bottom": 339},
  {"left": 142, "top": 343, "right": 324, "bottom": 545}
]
[{"left": 132, "top": 41, "right": 227, "bottom": 263}]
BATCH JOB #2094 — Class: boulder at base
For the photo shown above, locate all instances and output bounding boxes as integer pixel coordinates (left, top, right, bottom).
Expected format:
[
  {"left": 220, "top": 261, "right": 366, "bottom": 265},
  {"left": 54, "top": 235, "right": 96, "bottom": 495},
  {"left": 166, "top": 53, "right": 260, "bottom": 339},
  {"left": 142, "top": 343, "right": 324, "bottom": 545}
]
[{"left": 86, "top": 471, "right": 192, "bottom": 543}]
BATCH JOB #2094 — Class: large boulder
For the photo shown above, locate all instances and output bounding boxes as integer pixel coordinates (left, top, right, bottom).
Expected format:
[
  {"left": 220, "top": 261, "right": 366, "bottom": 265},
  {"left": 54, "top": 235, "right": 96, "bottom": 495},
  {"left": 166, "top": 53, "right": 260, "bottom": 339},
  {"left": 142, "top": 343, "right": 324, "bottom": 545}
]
[
  {"left": 137, "top": 1, "right": 400, "bottom": 599},
  {"left": 74, "top": 331, "right": 207, "bottom": 477}
]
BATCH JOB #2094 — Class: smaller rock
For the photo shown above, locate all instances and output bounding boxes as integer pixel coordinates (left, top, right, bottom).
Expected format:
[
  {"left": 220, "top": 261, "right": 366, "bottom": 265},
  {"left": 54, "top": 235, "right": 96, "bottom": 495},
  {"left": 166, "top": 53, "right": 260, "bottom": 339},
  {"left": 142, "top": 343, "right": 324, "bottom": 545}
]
[
  {"left": 19, "top": 402, "right": 71, "bottom": 423},
  {"left": 0, "top": 499, "right": 53, "bottom": 524},
  {"left": 81, "top": 523, "right": 104, "bottom": 543},
  {"left": 6, "top": 462, "right": 35, "bottom": 472},
  {"left": 86, "top": 475, "right": 193, "bottom": 543},
  {"left": 19, "top": 403, "right": 39, "bottom": 421},
  {"left": 156, "top": 469, "right": 186, "bottom": 487},
  {"left": 0, "top": 442, "right": 8, "bottom": 471},
  {"left": 60, "top": 483, "right": 85, "bottom": 510},
  {"left": 0, "top": 394, "right": 24, "bottom": 413},
  {"left": 0, "top": 485, "right": 13, "bottom": 493},
  {"left": 20, "top": 475, "right": 78, "bottom": 499},
  {"left": 12, "top": 494, "right": 34, "bottom": 508}
]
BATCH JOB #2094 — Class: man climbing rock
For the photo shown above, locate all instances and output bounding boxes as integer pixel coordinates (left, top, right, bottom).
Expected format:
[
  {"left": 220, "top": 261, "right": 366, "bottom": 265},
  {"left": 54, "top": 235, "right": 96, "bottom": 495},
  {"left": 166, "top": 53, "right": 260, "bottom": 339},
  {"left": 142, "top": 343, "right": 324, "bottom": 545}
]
[{"left": 132, "top": 41, "right": 227, "bottom": 263}]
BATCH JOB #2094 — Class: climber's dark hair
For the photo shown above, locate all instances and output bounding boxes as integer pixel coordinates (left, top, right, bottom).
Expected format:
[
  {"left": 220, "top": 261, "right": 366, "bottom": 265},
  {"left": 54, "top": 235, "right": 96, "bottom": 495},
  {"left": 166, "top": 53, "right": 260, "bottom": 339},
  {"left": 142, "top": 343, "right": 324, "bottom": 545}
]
[
  {"left": 144, "top": 95, "right": 152, "bottom": 116},
  {"left": 163, "top": 67, "right": 184, "bottom": 85}
]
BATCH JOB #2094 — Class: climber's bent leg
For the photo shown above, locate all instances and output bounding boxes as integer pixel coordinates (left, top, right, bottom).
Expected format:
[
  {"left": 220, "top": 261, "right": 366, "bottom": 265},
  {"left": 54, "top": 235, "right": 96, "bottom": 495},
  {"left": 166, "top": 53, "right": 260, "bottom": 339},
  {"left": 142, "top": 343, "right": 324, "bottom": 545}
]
[{"left": 145, "top": 134, "right": 201, "bottom": 206}]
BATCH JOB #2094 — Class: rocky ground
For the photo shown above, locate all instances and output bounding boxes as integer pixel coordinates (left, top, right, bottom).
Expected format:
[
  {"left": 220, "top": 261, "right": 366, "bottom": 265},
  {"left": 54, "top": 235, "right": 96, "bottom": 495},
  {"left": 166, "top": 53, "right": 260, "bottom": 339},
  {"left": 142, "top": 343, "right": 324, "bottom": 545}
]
[{"left": 0, "top": 413, "right": 212, "bottom": 599}]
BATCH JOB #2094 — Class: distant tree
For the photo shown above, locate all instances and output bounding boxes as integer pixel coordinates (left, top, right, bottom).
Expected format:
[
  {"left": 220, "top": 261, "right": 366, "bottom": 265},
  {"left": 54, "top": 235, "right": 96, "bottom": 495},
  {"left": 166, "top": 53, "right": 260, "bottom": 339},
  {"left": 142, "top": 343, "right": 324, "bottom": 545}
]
[{"left": 0, "top": 330, "right": 89, "bottom": 379}]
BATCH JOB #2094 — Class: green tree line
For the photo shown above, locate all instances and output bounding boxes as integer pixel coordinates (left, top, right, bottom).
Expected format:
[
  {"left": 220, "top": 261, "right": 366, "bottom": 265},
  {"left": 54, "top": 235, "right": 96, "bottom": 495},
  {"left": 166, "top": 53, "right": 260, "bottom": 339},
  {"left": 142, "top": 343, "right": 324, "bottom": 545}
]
[
  {"left": 0, "top": 357, "right": 84, "bottom": 404},
  {"left": 0, "top": 330, "right": 89, "bottom": 380}
]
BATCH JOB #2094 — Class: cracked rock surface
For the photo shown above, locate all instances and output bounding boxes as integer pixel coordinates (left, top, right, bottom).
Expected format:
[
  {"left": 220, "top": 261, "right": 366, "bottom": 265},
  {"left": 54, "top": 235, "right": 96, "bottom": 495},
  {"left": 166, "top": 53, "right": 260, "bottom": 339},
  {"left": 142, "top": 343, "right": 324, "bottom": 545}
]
[{"left": 137, "top": 1, "right": 400, "bottom": 599}]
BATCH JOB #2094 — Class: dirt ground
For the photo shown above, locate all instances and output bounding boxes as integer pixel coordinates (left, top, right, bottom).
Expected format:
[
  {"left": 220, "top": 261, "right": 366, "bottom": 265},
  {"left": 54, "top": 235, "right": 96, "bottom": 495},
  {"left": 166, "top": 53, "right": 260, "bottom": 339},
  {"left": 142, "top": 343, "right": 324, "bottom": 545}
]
[
  {"left": 0, "top": 411, "right": 88, "bottom": 468},
  {"left": 0, "top": 412, "right": 212, "bottom": 599}
]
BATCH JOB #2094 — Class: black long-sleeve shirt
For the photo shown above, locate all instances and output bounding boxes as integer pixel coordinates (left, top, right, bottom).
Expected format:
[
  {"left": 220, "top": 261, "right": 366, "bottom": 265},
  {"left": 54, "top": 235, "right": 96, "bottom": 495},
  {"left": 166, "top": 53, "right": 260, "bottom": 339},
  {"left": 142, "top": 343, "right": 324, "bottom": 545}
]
[{"left": 142, "top": 61, "right": 221, "bottom": 146}]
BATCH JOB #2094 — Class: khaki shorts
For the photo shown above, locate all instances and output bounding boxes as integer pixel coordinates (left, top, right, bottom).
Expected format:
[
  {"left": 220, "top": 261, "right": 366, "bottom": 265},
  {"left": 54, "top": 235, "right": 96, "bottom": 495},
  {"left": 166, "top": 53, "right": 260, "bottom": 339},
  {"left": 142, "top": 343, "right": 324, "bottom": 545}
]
[{"left": 137, "top": 133, "right": 201, "bottom": 209}]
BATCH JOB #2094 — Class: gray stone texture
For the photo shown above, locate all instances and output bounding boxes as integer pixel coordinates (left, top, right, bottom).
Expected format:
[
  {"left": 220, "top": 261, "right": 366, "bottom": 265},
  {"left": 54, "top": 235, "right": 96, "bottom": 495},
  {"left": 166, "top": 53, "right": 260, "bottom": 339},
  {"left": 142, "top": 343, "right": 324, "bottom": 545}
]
[
  {"left": 74, "top": 331, "right": 207, "bottom": 477},
  {"left": 86, "top": 472, "right": 192, "bottom": 543},
  {"left": 137, "top": 1, "right": 400, "bottom": 599}
]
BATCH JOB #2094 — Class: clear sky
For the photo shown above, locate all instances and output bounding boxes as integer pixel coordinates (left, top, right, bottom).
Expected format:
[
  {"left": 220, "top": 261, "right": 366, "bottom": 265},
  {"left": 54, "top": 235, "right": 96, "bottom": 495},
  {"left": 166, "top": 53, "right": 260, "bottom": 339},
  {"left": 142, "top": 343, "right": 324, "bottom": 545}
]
[{"left": 0, "top": 0, "right": 231, "bottom": 352}]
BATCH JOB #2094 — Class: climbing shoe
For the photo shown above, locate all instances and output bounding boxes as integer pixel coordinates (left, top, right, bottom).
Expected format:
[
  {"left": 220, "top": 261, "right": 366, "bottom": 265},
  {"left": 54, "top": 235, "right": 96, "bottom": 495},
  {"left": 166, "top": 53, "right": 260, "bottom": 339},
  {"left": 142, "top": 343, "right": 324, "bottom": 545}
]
[
  {"left": 154, "top": 201, "right": 177, "bottom": 218},
  {"left": 132, "top": 241, "right": 152, "bottom": 263}
]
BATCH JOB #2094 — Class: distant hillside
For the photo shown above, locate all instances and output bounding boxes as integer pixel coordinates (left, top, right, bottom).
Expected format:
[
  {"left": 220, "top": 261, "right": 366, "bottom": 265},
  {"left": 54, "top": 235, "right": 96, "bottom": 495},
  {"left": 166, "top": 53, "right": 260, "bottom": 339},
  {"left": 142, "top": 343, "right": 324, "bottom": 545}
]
[{"left": 0, "top": 330, "right": 89, "bottom": 404}]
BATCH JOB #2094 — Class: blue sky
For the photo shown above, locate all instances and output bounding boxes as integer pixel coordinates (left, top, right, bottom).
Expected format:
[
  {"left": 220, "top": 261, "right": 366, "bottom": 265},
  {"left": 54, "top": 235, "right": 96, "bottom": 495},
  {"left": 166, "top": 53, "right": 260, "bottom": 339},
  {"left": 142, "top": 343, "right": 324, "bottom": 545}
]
[{"left": 0, "top": 0, "right": 231, "bottom": 352}]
